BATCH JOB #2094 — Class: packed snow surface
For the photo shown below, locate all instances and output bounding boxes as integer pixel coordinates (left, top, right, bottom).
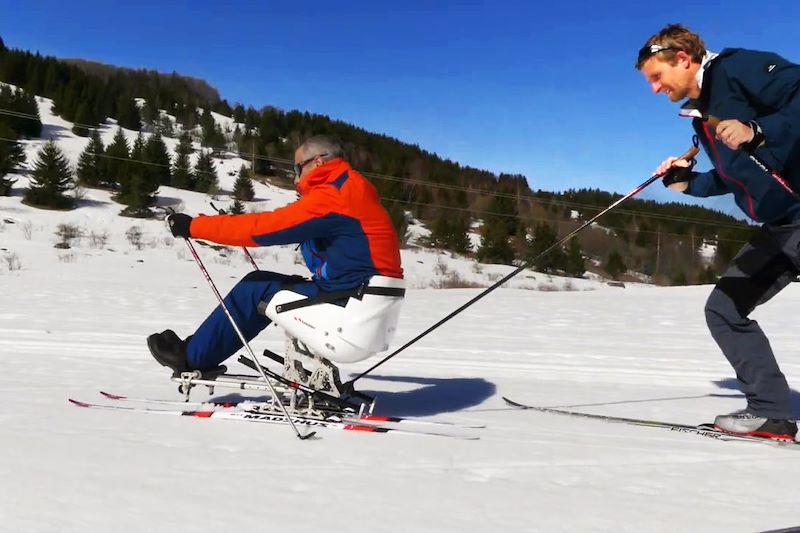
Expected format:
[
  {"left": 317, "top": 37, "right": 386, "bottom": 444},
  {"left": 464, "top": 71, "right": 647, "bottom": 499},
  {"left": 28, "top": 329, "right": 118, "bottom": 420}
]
[{"left": 2, "top": 93, "right": 799, "bottom": 533}]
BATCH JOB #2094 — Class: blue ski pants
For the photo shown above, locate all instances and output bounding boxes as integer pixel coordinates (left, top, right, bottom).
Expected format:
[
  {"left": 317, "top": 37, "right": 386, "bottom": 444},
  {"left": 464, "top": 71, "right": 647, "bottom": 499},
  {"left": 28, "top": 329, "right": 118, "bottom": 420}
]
[{"left": 186, "top": 270, "right": 319, "bottom": 369}]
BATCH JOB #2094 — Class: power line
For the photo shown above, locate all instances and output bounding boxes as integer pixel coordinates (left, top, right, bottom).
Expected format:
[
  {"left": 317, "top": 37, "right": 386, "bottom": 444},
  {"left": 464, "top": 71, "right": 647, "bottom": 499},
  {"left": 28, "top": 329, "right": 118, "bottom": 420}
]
[
  {"left": 0, "top": 104, "right": 752, "bottom": 232},
  {"left": 0, "top": 135, "right": 751, "bottom": 246}
]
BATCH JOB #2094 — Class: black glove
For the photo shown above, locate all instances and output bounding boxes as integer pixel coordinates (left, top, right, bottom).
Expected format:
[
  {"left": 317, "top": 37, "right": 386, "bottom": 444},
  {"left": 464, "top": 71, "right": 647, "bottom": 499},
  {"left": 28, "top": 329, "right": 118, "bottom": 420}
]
[
  {"left": 167, "top": 213, "right": 193, "bottom": 239},
  {"left": 662, "top": 164, "right": 696, "bottom": 188},
  {"left": 740, "top": 120, "right": 765, "bottom": 153}
]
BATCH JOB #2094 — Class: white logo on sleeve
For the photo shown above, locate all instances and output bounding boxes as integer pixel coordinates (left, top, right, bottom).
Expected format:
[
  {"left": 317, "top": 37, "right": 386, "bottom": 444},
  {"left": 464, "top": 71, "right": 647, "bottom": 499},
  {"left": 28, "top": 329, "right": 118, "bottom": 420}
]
[{"left": 768, "top": 64, "right": 776, "bottom": 72}]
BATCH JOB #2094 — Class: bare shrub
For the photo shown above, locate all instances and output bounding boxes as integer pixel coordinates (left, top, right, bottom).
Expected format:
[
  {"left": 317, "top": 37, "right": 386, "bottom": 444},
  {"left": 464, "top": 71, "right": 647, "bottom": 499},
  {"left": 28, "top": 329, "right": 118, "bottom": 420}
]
[
  {"left": 55, "top": 223, "right": 83, "bottom": 248},
  {"left": 58, "top": 252, "right": 77, "bottom": 263},
  {"left": 434, "top": 256, "right": 450, "bottom": 276},
  {"left": 162, "top": 236, "right": 174, "bottom": 247},
  {"left": 213, "top": 254, "right": 232, "bottom": 266},
  {"left": 125, "top": 226, "right": 144, "bottom": 250},
  {"left": 22, "top": 221, "right": 33, "bottom": 240},
  {"left": 4, "top": 252, "right": 21, "bottom": 271},
  {"left": 88, "top": 231, "right": 108, "bottom": 249},
  {"left": 72, "top": 184, "right": 87, "bottom": 202},
  {"left": 563, "top": 280, "right": 577, "bottom": 291},
  {"left": 537, "top": 282, "right": 559, "bottom": 292},
  {"left": 432, "top": 271, "right": 485, "bottom": 289},
  {"left": 176, "top": 248, "right": 187, "bottom": 261},
  {"left": 471, "top": 262, "right": 483, "bottom": 274}
]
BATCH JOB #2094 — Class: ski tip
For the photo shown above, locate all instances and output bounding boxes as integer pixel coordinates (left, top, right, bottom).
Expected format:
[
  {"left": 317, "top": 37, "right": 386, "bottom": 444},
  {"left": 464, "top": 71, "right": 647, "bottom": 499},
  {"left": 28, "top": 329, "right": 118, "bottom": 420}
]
[
  {"left": 68, "top": 398, "right": 90, "bottom": 407},
  {"left": 99, "top": 391, "right": 125, "bottom": 400},
  {"left": 501, "top": 396, "right": 530, "bottom": 409},
  {"left": 299, "top": 431, "right": 318, "bottom": 440}
]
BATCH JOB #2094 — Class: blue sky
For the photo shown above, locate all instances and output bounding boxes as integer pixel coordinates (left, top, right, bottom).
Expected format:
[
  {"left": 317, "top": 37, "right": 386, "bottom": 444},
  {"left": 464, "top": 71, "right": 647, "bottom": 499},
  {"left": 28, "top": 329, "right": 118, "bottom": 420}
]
[{"left": 2, "top": 0, "right": 799, "bottom": 214}]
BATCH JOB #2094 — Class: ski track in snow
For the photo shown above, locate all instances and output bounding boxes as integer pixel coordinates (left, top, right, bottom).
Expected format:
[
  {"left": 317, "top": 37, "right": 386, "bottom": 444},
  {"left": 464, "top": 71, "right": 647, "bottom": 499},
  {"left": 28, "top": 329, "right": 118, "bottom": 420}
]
[{"left": 2, "top": 96, "right": 800, "bottom": 532}]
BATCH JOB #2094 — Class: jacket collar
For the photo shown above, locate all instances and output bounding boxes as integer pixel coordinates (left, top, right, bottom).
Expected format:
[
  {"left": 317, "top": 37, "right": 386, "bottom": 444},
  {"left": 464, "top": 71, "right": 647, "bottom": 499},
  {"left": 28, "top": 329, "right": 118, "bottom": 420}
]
[
  {"left": 694, "top": 48, "right": 739, "bottom": 111},
  {"left": 695, "top": 50, "right": 719, "bottom": 90},
  {"left": 296, "top": 158, "right": 349, "bottom": 196}
]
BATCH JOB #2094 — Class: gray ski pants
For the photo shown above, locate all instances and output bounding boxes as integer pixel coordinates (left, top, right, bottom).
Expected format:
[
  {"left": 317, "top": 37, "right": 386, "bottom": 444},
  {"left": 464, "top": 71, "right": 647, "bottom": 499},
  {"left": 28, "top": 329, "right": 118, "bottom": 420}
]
[{"left": 705, "top": 222, "right": 800, "bottom": 419}]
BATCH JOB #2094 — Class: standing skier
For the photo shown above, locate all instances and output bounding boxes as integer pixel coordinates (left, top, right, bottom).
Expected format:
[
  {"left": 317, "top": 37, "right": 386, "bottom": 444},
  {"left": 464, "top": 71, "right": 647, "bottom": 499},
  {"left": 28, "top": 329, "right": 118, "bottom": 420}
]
[
  {"left": 637, "top": 24, "right": 800, "bottom": 440},
  {"left": 147, "top": 135, "right": 403, "bottom": 373}
]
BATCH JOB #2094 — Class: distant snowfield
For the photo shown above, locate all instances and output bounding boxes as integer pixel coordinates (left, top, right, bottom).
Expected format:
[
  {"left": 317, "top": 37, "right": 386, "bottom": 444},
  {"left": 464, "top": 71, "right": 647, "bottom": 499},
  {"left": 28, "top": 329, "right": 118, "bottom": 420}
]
[{"left": 2, "top": 94, "right": 799, "bottom": 533}]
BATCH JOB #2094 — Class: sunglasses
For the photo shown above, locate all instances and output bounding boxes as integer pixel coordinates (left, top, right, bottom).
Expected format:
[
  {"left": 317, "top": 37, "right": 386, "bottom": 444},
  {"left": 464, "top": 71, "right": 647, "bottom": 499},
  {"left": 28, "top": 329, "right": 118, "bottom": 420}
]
[
  {"left": 293, "top": 153, "right": 328, "bottom": 176},
  {"left": 637, "top": 44, "right": 679, "bottom": 65}
]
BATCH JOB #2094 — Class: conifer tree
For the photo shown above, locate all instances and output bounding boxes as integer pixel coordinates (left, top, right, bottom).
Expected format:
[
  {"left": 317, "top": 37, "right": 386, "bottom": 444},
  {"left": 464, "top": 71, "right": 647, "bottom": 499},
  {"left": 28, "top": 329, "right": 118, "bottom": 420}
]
[
  {"left": 141, "top": 98, "right": 160, "bottom": 127},
  {"left": 105, "top": 127, "right": 130, "bottom": 188},
  {"left": 116, "top": 95, "right": 142, "bottom": 131},
  {"left": 194, "top": 150, "right": 218, "bottom": 193},
  {"left": 233, "top": 104, "right": 246, "bottom": 124},
  {"left": 144, "top": 132, "right": 171, "bottom": 186},
  {"left": 230, "top": 198, "right": 245, "bottom": 214},
  {"left": 119, "top": 132, "right": 157, "bottom": 216},
  {"left": 564, "top": 238, "right": 586, "bottom": 278},
  {"left": 528, "top": 222, "right": 566, "bottom": 273},
  {"left": 232, "top": 164, "right": 255, "bottom": 201},
  {"left": 477, "top": 217, "right": 515, "bottom": 265},
  {"left": 157, "top": 115, "right": 174, "bottom": 137},
  {"left": 0, "top": 85, "right": 42, "bottom": 138},
  {"left": 76, "top": 130, "right": 106, "bottom": 187},
  {"left": 115, "top": 132, "right": 144, "bottom": 205},
  {"left": 0, "top": 120, "right": 25, "bottom": 189},
  {"left": 171, "top": 133, "right": 194, "bottom": 190},
  {"left": 71, "top": 102, "right": 93, "bottom": 136},
  {"left": 605, "top": 250, "right": 627, "bottom": 280},
  {"left": 24, "top": 140, "right": 74, "bottom": 209},
  {"left": 0, "top": 129, "right": 23, "bottom": 196},
  {"left": 429, "top": 211, "right": 471, "bottom": 254}
]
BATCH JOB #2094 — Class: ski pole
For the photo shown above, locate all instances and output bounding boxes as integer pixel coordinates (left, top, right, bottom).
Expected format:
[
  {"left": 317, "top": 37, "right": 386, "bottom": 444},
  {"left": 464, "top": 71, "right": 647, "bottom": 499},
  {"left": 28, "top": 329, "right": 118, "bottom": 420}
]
[
  {"left": 179, "top": 234, "right": 316, "bottom": 440},
  {"left": 678, "top": 109, "right": 799, "bottom": 200},
  {"left": 209, "top": 201, "right": 260, "bottom": 270},
  {"left": 341, "top": 142, "right": 700, "bottom": 393}
]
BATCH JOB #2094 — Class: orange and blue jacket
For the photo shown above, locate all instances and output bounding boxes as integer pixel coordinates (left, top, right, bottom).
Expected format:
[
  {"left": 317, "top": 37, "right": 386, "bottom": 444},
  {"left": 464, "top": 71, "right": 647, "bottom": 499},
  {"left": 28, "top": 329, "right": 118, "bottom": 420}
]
[{"left": 189, "top": 158, "right": 403, "bottom": 291}]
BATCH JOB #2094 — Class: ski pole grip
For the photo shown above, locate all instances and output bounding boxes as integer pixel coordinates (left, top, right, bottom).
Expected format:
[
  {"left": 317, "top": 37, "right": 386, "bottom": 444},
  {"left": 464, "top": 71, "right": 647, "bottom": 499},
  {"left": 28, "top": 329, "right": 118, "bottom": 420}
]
[
  {"left": 679, "top": 145, "right": 699, "bottom": 162},
  {"left": 705, "top": 115, "right": 721, "bottom": 129}
]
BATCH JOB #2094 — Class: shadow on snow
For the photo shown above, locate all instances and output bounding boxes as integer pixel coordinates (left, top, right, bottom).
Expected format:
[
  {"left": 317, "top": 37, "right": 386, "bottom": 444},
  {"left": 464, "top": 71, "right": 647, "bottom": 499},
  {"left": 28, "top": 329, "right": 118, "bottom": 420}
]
[
  {"left": 359, "top": 374, "right": 496, "bottom": 417},
  {"left": 713, "top": 378, "right": 800, "bottom": 417}
]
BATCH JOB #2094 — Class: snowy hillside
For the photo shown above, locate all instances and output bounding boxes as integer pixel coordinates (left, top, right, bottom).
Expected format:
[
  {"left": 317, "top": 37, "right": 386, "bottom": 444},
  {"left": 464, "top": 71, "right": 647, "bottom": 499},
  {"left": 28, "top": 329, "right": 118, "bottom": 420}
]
[
  {"left": 2, "top": 95, "right": 800, "bottom": 533},
  {"left": 4, "top": 89, "right": 609, "bottom": 291}
]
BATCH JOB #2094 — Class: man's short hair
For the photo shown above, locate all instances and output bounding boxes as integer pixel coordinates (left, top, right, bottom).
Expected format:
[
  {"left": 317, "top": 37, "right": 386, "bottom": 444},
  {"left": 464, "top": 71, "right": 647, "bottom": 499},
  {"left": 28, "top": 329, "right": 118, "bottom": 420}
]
[
  {"left": 635, "top": 24, "right": 707, "bottom": 70},
  {"left": 299, "top": 135, "right": 343, "bottom": 162}
]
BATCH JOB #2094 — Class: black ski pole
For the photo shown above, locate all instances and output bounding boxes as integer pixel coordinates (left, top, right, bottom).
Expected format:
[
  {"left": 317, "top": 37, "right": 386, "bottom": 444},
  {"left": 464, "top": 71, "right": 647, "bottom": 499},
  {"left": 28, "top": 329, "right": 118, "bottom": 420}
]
[
  {"left": 209, "top": 201, "right": 260, "bottom": 270},
  {"left": 341, "top": 143, "right": 700, "bottom": 394},
  {"left": 166, "top": 209, "right": 316, "bottom": 440}
]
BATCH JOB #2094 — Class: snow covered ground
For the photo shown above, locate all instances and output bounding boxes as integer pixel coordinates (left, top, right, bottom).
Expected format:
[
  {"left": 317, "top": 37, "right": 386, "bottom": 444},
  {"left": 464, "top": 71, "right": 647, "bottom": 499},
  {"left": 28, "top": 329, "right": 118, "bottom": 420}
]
[{"left": 2, "top": 95, "right": 800, "bottom": 533}]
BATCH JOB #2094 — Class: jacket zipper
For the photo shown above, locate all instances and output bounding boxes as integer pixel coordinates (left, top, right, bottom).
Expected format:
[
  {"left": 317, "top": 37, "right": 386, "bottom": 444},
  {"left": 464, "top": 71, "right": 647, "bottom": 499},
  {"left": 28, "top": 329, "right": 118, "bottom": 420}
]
[{"left": 702, "top": 122, "right": 759, "bottom": 221}]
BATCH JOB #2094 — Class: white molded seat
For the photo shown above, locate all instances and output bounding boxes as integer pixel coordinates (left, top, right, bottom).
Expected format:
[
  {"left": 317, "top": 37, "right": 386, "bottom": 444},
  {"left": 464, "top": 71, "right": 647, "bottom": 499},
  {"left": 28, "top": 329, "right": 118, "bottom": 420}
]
[{"left": 265, "top": 276, "right": 405, "bottom": 364}]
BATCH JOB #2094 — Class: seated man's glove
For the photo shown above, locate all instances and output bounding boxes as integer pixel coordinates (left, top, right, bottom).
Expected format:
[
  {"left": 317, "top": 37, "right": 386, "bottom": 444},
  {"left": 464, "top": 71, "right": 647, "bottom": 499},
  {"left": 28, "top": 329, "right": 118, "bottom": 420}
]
[{"left": 167, "top": 213, "right": 193, "bottom": 239}]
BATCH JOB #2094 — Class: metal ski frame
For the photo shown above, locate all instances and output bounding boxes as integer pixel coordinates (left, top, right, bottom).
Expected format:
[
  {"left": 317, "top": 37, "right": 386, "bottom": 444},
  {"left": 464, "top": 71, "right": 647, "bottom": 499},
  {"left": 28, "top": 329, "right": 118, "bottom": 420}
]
[
  {"left": 340, "top": 142, "right": 701, "bottom": 394},
  {"left": 180, "top": 235, "right": 317, "bottom": 440}
]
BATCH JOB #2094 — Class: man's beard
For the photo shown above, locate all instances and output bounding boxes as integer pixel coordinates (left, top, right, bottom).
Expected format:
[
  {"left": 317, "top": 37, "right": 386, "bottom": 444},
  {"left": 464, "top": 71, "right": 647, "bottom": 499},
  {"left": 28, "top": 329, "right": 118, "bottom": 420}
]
[{"left": 668, "top": 86, "right": 688, "bottom": 102}]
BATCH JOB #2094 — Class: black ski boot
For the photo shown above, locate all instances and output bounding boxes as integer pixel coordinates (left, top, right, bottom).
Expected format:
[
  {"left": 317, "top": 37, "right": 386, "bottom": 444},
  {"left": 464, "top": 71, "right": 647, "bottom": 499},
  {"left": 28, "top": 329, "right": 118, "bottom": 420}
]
[{"left": 147, "top": 329, "right": 189, "bottom": 373}]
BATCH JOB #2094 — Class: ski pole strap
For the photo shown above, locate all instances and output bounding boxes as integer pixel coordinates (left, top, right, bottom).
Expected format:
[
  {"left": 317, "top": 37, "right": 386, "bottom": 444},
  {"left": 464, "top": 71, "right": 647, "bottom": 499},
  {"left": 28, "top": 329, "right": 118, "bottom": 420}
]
[{"left": 275, "top": 284, "right": 405, "bottom": 313}]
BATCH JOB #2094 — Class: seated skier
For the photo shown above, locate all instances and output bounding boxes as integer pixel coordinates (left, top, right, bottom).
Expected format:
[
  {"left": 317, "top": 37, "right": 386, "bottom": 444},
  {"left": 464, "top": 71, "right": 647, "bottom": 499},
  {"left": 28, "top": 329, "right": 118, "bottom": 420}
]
[{"left": 147, "top": 135, "right": 404, "bottom": 384}]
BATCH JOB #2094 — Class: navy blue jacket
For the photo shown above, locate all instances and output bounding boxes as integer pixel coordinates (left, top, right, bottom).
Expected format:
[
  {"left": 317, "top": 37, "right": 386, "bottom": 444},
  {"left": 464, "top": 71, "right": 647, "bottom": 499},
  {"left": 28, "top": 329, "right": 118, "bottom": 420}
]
[{"left": 685, "top": 48, "right": 800, "bottom": 224}]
